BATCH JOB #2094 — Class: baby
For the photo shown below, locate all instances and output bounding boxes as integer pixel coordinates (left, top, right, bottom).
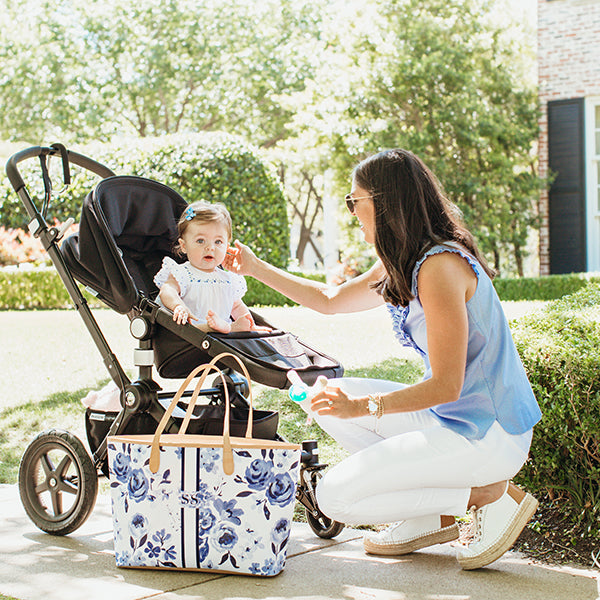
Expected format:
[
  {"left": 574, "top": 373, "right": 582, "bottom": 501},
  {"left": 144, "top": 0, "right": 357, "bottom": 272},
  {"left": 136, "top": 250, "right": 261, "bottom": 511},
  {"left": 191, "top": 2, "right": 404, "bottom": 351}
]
[{"left": 154, "top": 201, "right": 263, "bottom": 333}]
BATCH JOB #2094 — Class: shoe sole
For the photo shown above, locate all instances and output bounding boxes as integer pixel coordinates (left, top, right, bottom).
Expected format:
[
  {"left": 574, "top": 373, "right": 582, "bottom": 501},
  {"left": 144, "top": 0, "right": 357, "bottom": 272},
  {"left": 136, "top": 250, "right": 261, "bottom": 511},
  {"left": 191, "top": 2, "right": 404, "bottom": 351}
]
[
  {"left": 364, "top": 523, "right": 460, "bottom": 556},
  {"left": 458, "top": 493, "right": 539, "bottom": 570}
]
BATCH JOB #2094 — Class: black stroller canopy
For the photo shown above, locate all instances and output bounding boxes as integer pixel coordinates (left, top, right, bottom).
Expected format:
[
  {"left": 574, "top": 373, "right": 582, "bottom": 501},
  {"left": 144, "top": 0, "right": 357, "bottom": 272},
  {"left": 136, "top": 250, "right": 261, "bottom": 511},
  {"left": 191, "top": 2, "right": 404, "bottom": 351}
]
[{"left": 63, "top": 176, "right": 188, "bottom": 313}]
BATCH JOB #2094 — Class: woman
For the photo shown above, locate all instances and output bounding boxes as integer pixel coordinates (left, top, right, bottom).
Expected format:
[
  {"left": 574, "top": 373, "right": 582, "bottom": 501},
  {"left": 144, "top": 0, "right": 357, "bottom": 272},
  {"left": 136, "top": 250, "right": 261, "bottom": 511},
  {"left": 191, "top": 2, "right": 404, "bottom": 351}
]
[{"left": 225, "top": 149, "right": 541, "bottom": 570}]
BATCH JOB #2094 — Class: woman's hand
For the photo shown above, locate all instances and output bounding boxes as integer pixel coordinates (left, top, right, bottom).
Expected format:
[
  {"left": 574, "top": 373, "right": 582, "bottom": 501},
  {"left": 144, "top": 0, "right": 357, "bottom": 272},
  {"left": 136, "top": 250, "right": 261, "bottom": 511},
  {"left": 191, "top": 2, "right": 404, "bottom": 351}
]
[
  {"left": 311, "top": 385, "right": 367, "bottom": 419},
  {"left": 223, "top": 239, "right": 258, "bottom": 275}
]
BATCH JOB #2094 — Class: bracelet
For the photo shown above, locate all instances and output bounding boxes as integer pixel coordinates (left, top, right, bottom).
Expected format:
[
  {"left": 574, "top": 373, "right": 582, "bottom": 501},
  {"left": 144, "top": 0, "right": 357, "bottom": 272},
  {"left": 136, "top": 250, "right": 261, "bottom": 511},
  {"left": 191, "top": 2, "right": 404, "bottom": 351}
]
[
  {"left": 367, "top": 394, "right": 384, "bottom": 419},
  {"left": 377, "top": 394, "right": 384, "bottom": 419}
]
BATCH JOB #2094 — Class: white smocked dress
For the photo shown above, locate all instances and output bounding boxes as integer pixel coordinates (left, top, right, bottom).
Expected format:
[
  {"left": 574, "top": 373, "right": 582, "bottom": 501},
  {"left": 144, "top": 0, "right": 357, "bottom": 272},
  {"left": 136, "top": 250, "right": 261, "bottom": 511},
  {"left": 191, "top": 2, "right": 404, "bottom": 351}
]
[{"left": 153, "top": 257, "right": 247, "bottom": 326}]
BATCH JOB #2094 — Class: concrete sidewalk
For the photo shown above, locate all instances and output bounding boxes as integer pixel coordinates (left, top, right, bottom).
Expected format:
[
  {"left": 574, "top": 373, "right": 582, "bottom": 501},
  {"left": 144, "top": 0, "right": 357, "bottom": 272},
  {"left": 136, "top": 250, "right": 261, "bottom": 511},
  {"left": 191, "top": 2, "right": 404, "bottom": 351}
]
[{"left": 1, "top": 485, "right": 597, "bottom": 600}]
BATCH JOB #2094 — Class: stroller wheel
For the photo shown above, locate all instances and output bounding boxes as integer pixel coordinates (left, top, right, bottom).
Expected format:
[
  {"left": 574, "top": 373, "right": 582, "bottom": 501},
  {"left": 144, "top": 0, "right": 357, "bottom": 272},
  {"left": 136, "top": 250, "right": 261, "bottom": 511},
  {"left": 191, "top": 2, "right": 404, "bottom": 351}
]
[
  {"left": 18, "top": 429, "right": 98, "bottom": 536},
  {"left": 306, "top": 505, "right": 345, "bottom": 540},
  {"left": 304, "top": 470, "right": 345, "bottom": 539}
]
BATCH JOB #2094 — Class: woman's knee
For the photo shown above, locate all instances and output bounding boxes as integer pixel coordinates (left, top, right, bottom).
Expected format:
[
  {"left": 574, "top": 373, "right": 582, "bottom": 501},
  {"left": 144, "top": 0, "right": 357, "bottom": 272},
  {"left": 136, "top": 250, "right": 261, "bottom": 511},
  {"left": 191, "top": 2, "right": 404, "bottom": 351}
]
[{"left": 314, "top": 466, "right": 359, "bottom": 522}]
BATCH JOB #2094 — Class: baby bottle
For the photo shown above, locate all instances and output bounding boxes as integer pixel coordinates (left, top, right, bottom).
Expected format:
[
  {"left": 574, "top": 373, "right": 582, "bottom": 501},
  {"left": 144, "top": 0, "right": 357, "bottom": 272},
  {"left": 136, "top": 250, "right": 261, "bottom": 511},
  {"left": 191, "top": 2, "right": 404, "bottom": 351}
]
[{"left": 287, "top": 370, "right": 328, "bottom": 424}]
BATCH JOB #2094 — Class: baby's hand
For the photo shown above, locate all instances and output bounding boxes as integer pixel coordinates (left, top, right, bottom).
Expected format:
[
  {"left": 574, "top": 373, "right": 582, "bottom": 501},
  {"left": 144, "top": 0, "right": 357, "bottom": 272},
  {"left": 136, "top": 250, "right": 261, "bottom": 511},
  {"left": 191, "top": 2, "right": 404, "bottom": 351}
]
[{"left": 172, "top": 304, "right": 198, "bottom": 325}]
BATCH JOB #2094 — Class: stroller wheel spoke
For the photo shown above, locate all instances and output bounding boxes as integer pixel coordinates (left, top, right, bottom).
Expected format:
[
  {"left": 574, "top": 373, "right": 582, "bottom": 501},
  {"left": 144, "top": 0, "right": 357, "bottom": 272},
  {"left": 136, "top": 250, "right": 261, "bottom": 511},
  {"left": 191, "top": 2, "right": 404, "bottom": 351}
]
[
  {"left": 303, "top": 469, "right": 345, "bottom": 539},
  {"left": 58, "top": 477, "right": 79, "bottom": 495},
  {"left": 39, "top": 453, "right": 55, "bottom": 478},
  {"left": 56, "top": 454, "right": 73, "bottom": 479},
  {"left": 34, "top": 480, "right": 50, "bottom": 495},
  {"left": 50, "top": 488, "right": 63, "bottom": 517}
]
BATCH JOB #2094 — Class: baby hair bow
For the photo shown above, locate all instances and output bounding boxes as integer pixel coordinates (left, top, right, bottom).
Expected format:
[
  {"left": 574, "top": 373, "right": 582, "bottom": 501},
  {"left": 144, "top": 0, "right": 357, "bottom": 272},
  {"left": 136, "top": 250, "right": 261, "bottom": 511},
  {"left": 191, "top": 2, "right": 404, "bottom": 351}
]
[{"left": 183, "top": 206, "right": 195, "bottom": 221}]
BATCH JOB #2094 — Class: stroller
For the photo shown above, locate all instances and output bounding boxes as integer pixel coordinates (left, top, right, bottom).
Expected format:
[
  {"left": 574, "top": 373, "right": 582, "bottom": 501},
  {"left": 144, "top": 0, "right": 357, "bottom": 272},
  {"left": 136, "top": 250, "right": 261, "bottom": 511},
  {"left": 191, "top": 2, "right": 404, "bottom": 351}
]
[{"left": 5, "top": 144, "right": 345, "bottom": 540}]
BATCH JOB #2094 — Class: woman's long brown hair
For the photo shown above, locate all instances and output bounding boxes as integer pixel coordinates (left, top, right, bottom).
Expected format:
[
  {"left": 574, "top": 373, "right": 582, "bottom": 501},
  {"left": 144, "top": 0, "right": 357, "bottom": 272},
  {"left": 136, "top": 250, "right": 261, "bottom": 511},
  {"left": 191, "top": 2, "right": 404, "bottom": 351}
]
[{"left": 352, "top": 149, "right": 494, "bottom": 307}]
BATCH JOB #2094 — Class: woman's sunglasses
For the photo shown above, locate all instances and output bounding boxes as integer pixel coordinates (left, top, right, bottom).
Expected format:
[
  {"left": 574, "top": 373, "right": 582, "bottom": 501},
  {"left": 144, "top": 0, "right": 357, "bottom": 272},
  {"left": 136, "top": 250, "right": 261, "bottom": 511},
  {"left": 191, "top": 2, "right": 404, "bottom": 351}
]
[{"left": 345, "top": 193, "right": 372, "bottom": 214}]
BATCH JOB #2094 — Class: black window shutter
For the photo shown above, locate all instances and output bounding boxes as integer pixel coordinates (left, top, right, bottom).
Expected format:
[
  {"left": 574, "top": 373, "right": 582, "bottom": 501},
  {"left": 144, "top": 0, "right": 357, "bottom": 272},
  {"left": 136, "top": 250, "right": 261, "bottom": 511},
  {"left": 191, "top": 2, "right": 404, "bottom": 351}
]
[{"left": 548, "top": 98, "right": 586, "bottom": 274}]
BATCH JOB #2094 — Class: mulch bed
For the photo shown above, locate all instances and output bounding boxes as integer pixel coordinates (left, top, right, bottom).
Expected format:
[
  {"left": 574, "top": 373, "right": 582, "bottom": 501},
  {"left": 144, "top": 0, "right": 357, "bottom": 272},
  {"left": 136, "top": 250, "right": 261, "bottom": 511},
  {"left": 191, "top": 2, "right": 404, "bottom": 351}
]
[{"left": 514, "top": 503, "right": 598, "bottom": 569}]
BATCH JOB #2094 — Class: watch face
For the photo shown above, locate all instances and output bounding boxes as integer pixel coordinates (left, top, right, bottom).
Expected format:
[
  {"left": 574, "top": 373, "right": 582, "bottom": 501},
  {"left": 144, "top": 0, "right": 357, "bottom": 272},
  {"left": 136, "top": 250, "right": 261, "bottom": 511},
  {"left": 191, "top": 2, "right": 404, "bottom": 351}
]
[{"left": 368, "top": 399, "right": 377, "bottom": 416}]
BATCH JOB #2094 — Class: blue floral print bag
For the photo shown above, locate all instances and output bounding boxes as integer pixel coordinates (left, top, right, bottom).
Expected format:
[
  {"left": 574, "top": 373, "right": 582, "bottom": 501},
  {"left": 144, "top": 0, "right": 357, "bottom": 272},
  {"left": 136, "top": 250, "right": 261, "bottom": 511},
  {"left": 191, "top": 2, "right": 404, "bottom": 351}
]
[{"left": 108, "top": 353, "right": 301, "bottom": 576}]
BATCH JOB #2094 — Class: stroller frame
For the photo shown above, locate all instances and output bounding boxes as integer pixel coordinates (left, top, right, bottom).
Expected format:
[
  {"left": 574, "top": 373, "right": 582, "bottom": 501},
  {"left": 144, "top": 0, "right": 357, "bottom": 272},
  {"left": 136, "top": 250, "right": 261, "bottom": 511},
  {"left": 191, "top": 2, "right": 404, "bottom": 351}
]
[{"left": 6, "top": 144, "right": 344, "bottom": 540}]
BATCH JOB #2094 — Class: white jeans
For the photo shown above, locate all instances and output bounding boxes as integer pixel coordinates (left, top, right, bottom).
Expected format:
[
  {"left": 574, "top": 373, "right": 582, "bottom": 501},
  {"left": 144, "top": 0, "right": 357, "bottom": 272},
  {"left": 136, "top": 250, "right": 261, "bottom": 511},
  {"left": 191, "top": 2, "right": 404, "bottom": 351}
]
[{"left": 310, "top": 378, "right": 533, "bottom": 526}]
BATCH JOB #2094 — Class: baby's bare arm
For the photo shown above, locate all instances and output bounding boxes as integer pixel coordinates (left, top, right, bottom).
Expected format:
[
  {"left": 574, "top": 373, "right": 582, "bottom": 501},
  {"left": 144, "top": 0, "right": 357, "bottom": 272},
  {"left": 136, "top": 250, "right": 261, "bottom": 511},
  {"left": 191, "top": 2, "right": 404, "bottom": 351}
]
[
  {"left": 230, "top": 298, "right": 251, "bottom": 320},
  {"left": 159, "top": 274, "right": 198, "bottom": 324}
]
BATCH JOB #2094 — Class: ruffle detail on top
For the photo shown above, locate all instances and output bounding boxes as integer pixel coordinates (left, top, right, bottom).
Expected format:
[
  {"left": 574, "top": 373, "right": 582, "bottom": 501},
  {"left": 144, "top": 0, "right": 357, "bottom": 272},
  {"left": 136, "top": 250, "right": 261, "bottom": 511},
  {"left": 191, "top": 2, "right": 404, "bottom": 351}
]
[
  {"left": 153, "top": 256, "right": 191, "bottom": 296},
  {"left": 387, "top": 244, "right": 481, "bottom": 356},
  {"left": 411, "top": 245, "right": 480, "bottom": 298},
  {"left": 386, "top": 303, "right": 425, "bottom": 356}
]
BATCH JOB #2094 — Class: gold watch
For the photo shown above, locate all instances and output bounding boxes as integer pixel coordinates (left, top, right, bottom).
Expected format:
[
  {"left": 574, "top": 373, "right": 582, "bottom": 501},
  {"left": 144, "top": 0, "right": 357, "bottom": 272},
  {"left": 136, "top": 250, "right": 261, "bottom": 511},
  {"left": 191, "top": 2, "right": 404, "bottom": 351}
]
[{"left": 367, "top": 394, "right": 384, "bottom": 419}]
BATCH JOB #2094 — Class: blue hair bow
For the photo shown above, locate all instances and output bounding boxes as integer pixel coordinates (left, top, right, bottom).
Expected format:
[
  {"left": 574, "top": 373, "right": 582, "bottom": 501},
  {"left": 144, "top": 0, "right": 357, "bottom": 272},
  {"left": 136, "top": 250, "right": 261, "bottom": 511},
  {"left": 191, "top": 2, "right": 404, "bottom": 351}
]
[{"left": 183, "top": 206, "right": 195, "bottom": 221}]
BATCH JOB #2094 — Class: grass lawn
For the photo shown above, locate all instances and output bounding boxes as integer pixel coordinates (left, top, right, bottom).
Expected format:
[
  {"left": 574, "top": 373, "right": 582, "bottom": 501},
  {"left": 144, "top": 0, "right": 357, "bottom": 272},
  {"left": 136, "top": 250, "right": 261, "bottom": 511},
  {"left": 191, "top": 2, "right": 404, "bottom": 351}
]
[{"left": 0, "top": 387, "right": 91, "bottom": 484}]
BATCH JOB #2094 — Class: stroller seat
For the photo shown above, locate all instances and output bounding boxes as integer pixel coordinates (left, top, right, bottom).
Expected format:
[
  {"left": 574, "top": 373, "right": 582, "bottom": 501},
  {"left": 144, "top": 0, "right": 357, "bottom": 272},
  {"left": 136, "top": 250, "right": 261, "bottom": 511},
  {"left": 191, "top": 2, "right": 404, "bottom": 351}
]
[{"left": 61, "top": 175, "right": 343, "bottom": 387}]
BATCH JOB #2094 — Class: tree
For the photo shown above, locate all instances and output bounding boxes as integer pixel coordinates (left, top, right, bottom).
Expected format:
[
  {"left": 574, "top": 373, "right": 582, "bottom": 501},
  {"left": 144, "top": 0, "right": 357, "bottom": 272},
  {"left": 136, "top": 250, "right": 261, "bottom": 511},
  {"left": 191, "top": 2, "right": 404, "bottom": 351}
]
[
  {"left": 0, "top": 0, "right": 542, "bottom": 275},
  {"left": 0, "top": 0, "right": 323, "bottom": 147},
  {"left": 335, "top": 0, "right": 541, "bottom": 276},
  {"left": 0, "top": 0, "right": 96, "bottom": 142}
]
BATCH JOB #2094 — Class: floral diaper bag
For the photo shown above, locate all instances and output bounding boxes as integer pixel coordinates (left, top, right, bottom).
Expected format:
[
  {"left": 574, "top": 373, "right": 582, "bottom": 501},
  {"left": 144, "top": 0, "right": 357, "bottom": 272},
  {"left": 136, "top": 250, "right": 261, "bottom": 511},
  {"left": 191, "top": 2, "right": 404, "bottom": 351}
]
[{"left": 108, "top": 439, "right": 301, "bottom": 576}]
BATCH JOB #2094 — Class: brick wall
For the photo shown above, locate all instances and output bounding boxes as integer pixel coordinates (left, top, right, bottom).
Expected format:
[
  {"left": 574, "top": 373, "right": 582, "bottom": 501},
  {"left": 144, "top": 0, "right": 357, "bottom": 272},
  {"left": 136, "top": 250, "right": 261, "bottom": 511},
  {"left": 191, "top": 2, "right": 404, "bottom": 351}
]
[{"left": 538, "top": 0, "right": 600, "bottom": 274}]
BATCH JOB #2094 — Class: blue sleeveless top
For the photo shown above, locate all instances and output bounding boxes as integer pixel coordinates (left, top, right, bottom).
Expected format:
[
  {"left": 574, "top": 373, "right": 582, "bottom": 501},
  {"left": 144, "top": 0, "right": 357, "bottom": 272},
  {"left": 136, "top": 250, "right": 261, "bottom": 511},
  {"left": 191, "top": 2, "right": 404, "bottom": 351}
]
[{"left": 386, "top": 244, "right": 541, "bottom": 440}]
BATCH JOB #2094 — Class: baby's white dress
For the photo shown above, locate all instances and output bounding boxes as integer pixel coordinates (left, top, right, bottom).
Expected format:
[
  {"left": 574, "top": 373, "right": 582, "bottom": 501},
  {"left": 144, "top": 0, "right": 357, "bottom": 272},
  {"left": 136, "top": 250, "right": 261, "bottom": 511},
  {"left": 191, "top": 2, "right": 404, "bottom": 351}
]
[{"left": 153, "top": 257, "right": 247, "bottom": 325}]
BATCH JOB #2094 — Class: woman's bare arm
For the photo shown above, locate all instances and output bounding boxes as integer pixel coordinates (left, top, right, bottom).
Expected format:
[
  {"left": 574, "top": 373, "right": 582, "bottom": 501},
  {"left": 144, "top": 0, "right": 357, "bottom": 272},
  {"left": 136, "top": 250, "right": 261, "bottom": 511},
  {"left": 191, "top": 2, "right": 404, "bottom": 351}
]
[
  {"left": 225, "top": 240, "right": 385, "bottom": 314},
  {"left": 311, "top": 252, "right": 477, "bottom": 416}
]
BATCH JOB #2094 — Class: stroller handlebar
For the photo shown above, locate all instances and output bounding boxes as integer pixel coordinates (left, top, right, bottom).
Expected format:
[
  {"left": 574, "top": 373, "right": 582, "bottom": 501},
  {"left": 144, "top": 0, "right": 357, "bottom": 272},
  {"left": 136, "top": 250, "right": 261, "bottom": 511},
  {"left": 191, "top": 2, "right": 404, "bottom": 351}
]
[{"left": 5, "top": 144, "right": 116, "bottom": 195}]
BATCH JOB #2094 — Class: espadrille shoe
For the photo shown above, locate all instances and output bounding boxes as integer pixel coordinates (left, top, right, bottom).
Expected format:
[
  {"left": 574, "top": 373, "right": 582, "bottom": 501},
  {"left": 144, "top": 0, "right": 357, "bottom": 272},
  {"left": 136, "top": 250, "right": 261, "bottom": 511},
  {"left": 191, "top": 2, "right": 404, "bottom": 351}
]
[
  {"left": 364, "top": 515, "right": 459, "bottom": 556},
  {"left": 457, "top": 483, "right": 538, "bottom": 570}
]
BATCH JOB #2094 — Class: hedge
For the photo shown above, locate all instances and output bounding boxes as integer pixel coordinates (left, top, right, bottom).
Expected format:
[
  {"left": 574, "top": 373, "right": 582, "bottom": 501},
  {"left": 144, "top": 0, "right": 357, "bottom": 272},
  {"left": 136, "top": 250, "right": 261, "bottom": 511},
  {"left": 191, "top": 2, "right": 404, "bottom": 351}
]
[
  {"left": 512, "top": 284, "right": 600, "bottom": 534},
  {"left": 493, "top": 272, "right": 600, "bottom": 301},
  {"left": 0, "top": 268, "right": 324, "bottom": 310},
  {"left": 0, "top": 269, "right": 94, "bottom": 310},
  {"left": 4, "top": 267, "right": 598, "bottom": 310}
]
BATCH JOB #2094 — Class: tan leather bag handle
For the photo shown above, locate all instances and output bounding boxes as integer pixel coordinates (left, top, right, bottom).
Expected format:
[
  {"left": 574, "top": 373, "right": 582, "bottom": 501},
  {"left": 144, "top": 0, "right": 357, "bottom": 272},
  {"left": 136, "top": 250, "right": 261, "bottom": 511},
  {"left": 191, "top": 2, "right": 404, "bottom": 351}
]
[{"left": 149, "top": 352, "right": 254, "bottom": 476}]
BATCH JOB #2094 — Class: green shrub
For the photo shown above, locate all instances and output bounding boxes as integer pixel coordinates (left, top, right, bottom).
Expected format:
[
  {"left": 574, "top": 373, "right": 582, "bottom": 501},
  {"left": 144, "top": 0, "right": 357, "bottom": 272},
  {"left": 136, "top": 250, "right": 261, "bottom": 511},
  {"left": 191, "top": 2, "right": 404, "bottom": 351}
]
[
  {"left": 245, "top": 272, "right": 325, "bottom": 307},
  {"left": 0, "top": 269, "right": 102, "bottom": 310},
  {"left": 511, "top": 284, "right": 600, "bottom": 534},
  {"left": 494, "top": 272, "right": 600, "bottom": 301},
  {"left": 1, "top": 133, "right": 289, "bottom": 268}
]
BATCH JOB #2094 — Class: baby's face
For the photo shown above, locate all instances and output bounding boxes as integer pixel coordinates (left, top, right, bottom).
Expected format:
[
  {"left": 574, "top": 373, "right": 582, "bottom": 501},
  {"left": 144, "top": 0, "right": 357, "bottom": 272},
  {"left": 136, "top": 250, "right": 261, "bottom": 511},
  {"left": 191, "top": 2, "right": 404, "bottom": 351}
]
[{"left": 179, "top": 220, "right": 229, "bottom": 272}]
